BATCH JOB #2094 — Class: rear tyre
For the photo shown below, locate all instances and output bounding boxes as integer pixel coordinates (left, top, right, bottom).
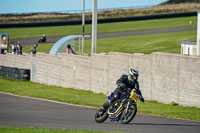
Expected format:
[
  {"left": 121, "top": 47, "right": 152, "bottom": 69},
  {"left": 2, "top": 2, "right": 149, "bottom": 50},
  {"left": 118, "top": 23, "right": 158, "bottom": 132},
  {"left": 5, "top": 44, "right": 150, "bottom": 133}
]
[
  {"left": 95, "top": 110, "right": 108, "bottom": 123},
  {"left": 121, "top": 104, "right": 137, "bottom": 124}
]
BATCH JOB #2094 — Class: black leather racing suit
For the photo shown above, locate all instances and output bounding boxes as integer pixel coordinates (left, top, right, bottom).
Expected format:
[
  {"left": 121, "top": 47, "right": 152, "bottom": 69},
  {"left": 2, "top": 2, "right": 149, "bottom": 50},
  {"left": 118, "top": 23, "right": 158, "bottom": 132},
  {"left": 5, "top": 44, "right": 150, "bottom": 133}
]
[{"left": 102, "top": 74, "right": 144, "bottom": 110}]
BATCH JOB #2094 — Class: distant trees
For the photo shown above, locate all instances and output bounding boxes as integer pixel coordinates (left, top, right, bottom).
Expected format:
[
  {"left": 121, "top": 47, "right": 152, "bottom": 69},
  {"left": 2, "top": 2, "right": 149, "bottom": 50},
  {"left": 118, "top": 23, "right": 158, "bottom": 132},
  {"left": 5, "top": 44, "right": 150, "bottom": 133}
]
[{"left": 161, "top": 0, "right": 200, "bottom": 4}]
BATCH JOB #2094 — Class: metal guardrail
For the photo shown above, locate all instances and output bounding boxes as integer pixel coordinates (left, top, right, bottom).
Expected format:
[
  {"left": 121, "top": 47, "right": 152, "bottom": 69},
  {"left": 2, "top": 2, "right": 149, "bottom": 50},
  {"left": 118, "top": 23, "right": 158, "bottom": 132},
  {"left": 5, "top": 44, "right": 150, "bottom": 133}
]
[{"left": 0, "top": 65, "right": 30, "bottom": 81}]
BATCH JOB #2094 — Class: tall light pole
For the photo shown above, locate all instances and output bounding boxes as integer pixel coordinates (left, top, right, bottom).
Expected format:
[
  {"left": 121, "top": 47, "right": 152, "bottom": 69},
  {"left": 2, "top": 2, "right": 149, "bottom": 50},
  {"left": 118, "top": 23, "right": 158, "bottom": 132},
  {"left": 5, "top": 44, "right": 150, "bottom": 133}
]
[
  {"left": 92, "top": 0, "right": 97, "bottom": 54},
  {"left": 82, "top": 0, "right": 85, "bottom": 55},
  {"left": 197, "top": 11, "right": 200, "bottom": 56}
]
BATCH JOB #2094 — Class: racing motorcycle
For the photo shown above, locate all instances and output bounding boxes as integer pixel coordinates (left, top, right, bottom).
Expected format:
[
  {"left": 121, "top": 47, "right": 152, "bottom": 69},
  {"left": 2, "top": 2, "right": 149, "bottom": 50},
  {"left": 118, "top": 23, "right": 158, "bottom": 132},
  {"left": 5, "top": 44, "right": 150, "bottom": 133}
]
[
  {"left": 95, "top": 89, "right": 139, "bottom": 124},
  {"left": 38, "top": 36, "right": 46, "bottom": 43}
]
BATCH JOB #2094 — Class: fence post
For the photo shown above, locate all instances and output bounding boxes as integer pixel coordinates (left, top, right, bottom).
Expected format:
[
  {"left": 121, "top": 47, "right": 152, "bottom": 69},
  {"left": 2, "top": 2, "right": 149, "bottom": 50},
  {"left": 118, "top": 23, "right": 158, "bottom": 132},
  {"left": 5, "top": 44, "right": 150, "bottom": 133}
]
[{"left": 32, "top": 54, "right": 36, "bottom": 82}]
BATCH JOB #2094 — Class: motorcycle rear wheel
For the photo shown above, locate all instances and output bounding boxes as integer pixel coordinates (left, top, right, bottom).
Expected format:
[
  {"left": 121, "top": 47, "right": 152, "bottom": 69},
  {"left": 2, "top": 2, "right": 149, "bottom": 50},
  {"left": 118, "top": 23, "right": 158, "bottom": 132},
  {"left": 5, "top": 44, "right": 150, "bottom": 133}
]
[
  {"left": 95, "top": 110, "right": 109, "bottom": 123},
  {"left": 120, "top": 104, "right": 137, "bottom": 124}
]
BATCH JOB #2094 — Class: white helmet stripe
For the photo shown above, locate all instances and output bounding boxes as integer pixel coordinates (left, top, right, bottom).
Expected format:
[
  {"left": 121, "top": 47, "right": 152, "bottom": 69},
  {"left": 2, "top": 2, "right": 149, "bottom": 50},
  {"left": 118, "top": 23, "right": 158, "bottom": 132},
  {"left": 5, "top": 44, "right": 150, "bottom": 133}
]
[{"left": 129, "top": 69, "right": 138, "bottom": 75}]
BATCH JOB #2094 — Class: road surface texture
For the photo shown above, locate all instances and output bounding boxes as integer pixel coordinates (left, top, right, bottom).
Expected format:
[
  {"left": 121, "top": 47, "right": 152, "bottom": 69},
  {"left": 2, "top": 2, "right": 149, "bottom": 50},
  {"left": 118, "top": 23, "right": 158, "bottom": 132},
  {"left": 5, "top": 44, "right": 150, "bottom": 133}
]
[
  {"left": 10, "top": 26, "right": 196, "bottom": 46},
  {"left": 0, "top": 92, "right": 199, "bottom": 133}
]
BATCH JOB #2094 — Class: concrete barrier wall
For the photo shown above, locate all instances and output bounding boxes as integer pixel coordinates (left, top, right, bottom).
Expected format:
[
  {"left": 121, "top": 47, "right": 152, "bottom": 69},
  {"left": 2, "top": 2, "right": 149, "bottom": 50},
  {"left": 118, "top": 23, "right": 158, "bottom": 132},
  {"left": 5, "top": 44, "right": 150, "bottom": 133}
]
[
  {"left": 151, "top": 53, "right": 180, "bottom": 105},
  {"left": 0, "top": 52, "right": 200, "bottom": 108},
  {"left": 0, "top": 53, "right": 32, "bottom": 70},
  {"left": 151, "top": 53, "right": 200, "bottom": 107},
  {"left": 179, "top": 55, "right": 200, "bottom": 107}
]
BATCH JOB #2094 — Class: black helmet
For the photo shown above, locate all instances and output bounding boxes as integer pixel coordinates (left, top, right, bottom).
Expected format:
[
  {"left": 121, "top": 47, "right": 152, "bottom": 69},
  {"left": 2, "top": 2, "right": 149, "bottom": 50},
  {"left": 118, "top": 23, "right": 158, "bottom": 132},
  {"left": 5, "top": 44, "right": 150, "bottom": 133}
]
[{"left": 128, "top": 69, "right": 139, "bottom": 81}]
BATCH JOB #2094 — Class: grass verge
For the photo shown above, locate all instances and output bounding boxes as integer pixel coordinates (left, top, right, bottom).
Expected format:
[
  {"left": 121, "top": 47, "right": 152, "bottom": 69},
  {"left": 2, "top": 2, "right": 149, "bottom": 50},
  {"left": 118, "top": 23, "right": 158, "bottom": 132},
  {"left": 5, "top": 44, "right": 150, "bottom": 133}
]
[
  {"left": 0, "top": 78, "right": 106, "bottom": 107},
  {"left": 0, "top": 126, "right": 120, "bottom": 133},
  {"left": 0, "top": 78, "right": 200, "bottom": 121},
  {"left": 23, "top": 43, "right": 54, "bottom": 54}
]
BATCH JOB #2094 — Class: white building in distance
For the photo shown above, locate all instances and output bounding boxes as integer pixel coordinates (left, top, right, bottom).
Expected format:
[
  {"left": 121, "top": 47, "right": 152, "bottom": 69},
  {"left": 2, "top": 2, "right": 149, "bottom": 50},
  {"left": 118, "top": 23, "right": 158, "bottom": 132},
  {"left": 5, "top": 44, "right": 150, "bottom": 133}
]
[
  {"left": 181, "top": 41, "right": 196, "bottom": 56},
  {"left": 181, "top": 11, "right": 200, "bottom": 56}
]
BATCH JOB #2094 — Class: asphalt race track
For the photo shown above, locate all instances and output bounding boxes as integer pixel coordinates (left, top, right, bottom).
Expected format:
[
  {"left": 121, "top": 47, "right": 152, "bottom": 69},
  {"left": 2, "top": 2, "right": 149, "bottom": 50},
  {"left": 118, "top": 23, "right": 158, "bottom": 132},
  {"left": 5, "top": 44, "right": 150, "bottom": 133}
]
[
  {"left": 10, "top": 26, "right": 196, "bottom": 46},
  {"left": 2, "top": 26, "right": 200, "bottom": 132},
  {"left": 0, "top": 92, "right": 199, "bottom": 133}
]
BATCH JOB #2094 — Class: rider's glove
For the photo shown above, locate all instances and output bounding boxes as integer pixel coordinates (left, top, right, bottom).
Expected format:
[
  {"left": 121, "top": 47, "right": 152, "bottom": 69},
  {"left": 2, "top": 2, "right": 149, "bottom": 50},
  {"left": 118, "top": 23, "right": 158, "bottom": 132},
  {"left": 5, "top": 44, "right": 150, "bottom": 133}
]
[
  {"left": 140, "top": 98, "right": 145, "bottom": 102},
  {"left": 139, "top": 95, "right": 145, "bottom": 102}
]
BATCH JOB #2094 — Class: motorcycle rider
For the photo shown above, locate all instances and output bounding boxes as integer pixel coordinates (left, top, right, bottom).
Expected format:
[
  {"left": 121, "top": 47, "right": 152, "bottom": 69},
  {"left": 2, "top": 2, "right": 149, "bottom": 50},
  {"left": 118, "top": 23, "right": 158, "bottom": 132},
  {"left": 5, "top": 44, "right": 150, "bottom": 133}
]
[
  {"left": 42, "top": 34, "right": 46, "bottom": 41},
  {"left": 38, "top": 34, "right": 46, "bottom": 43},
  {"left": 100, "top": 69, "right": 145, "bottom": 112}
]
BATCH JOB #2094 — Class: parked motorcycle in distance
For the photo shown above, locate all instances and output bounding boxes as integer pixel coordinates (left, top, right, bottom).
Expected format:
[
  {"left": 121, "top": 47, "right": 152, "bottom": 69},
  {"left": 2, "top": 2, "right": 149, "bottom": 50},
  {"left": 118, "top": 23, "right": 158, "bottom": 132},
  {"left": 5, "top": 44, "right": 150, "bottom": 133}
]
[{"left": 95, "top": 89, "right": 140, "bottom": 124}]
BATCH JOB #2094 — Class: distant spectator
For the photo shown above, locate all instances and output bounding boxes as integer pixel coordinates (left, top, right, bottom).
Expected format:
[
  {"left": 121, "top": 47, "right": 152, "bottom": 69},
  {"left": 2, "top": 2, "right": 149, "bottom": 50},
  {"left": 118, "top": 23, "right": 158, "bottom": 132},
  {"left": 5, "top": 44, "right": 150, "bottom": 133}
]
[
  {"left": 31, "top": 44, "right": 38, "bottom": 54},
  {"left": 16, "top": 42, "right": 23, "bottom": 55},
  {"left": 0, "top": 49, "right": 6, "bottom": 55},
  {"left": 66, "top": 44, "right": 76, "bottom": 54},
  {"left": 10, "top": 43, "right": 17, "bottom": 54}
]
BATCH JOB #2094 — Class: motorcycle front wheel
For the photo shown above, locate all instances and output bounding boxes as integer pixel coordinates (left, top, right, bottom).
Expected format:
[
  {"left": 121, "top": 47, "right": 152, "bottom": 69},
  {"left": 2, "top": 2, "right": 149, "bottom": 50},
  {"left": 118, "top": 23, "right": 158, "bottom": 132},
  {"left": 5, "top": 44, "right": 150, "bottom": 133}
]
[
  {"left": 121, "top": 104, "right": 137, "bottom": 124},
  {"left": 95, "top": 109, "right": 109, "bottom": 123}
]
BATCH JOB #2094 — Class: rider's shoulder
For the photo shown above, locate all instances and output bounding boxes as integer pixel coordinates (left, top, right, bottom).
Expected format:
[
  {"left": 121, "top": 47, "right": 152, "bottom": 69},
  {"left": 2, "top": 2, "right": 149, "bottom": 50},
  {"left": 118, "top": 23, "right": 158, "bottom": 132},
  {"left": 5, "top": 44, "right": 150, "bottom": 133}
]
[{"left": 120, "top": 74, "right": 128, "bottom": 79}]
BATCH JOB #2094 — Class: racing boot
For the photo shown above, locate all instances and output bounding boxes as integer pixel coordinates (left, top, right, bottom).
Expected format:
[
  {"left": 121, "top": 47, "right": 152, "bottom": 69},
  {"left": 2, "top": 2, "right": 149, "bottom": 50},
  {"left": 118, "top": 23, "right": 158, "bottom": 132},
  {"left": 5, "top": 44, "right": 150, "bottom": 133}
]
[{"left": 99, "top": 101, "right": 110, "bottom": 114}]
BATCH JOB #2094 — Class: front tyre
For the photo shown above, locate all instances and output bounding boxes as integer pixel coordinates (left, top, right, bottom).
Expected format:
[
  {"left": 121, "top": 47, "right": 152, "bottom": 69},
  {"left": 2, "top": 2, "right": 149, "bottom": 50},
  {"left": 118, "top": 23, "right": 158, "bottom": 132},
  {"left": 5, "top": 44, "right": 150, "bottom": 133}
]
[
  {"left": 95, "top": 110, "right": 108, "bottom": 123},
  {"left": 121, "top": 104, "right": 137, "bottom": 124}
]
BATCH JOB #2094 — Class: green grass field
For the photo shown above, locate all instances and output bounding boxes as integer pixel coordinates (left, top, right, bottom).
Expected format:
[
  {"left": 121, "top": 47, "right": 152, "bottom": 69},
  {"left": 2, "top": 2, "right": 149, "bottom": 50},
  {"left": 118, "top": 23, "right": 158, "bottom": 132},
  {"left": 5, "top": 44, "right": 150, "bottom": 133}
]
[
  {"left": 22, "top": 30, "right": 196, "bottom": 54},
  {"left": 0, "top": 16, "right": 197, "bottom": 39},
  {"left": 23, "top": 43, "right": 54, "bottom": 54},
  {"left": 0, "top": 126, "right": 120, "bottom": 133},
  {"left": 0, "top": 78, "right": 200, "bottom": 121},
  {"left": 1, "top": 16, "right": 197, "bottom": 55}
]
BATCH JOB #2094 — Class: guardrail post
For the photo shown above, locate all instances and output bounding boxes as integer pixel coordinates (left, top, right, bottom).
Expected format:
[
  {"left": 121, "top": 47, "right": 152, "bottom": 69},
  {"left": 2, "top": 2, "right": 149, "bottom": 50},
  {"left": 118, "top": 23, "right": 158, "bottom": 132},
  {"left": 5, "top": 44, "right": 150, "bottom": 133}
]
[{"left": 32, "top": 54, "right": 36, "bottom": 82}]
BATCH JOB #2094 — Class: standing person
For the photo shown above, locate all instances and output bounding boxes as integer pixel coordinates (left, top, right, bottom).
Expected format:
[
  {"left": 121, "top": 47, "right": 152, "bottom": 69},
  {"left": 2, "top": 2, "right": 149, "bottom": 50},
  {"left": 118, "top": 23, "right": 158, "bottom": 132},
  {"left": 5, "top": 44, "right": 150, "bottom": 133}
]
[
  {"left": 10, "top": 43, "right": 16, "bottom": 54},
  {"left": 66, "top": 44, "right": 76, "bottom": 54},
  {"left": 31, "top": 44, "right": 38, "bottom": 54},
  {"left": 16, "top": 42, "right": 23, "bottom": 55}
]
